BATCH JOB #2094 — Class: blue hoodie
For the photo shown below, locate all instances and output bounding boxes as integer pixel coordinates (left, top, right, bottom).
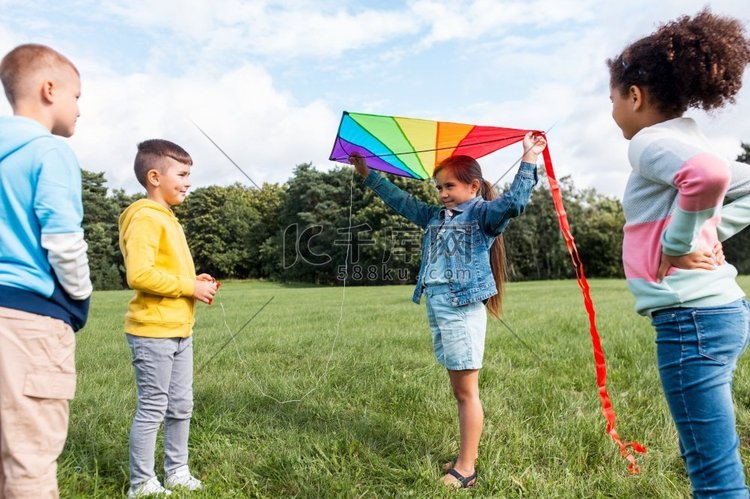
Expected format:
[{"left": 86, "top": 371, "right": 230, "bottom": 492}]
[{"left": 0, "top": 115, "right": 91, "bottom": 331}]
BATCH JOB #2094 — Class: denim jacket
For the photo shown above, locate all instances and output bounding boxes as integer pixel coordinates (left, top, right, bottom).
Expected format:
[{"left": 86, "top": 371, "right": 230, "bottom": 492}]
[{"left": 362, "top": 162, "right": 538, "bottom": 306}]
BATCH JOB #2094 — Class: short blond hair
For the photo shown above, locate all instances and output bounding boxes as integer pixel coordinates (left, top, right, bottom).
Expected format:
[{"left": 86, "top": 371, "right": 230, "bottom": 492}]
[{"left": 0, "top": 43, "right": 79, "bottom": 106}]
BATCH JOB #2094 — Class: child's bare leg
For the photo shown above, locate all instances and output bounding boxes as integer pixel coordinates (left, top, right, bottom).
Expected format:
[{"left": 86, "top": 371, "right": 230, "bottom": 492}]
[{"left": 443, "top": 369, "right": 481, "bottom": 485}]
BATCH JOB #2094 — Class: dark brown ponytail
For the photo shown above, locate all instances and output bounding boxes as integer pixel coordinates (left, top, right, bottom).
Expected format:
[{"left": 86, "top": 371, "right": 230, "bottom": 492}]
[{"left": 479, "top": 178, "right": 507, "bottom": 319}]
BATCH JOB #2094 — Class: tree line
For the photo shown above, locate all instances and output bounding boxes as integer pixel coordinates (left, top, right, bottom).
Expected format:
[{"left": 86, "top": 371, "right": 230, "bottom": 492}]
[{"left": 83, "top": 143, "right": 750, "bottom": 290}]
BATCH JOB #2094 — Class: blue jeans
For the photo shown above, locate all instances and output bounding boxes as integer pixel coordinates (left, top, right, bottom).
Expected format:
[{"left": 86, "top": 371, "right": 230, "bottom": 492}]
[
  {"left": 652, "top": 299, "right": 750, "bottom": 498},
  {"left": 126, "top": 334, "right": 194, "bottom": 486}
]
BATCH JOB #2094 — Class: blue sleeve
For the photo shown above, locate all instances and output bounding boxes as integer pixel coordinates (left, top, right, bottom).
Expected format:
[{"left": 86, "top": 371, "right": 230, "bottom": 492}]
[
  {"left": 477, "top": 162, "right": 538, "bottom": 235},
  {"left": 33, "top": 141, "right": 92, "bottom": 299},
  {"left": 34, "top": 145, "right": 84, "bottom": 235},
  {"left": 362, "top": 171, "right": 440, "bottom": 228}
]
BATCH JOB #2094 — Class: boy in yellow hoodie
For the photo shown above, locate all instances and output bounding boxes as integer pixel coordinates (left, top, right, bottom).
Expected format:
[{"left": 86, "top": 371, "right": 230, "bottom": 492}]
[{"left": 118, "top": 139, "right": 217, "bottom": 497}]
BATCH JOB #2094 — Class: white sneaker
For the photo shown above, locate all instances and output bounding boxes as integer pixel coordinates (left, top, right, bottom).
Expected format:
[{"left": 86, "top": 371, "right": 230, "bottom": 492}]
[
  {"left": 165, "top": 467, "right": 203, "bottom": 491},
  {"left": 127, "top": 477, "right": 172, "bottom": 497}
]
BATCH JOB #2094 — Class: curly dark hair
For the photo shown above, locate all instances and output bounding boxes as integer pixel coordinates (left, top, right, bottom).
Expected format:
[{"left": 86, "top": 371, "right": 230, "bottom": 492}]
[{"left": 607, "top": 8, "right": 750, "bottom": 115}]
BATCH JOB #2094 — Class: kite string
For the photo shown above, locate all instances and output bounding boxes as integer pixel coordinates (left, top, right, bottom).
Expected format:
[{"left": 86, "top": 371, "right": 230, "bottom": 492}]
[
  {"left": 196, "top": 294, "right": 274, "bottom": 375},
  {"left": 191, "top": 117, "right": 355, "bottom": 404},
  {"left": 491, "top": 121, "right": 559, "bottom": 188},
  {"left": 192, "top": 121, "right": 262, "bottom": 189},
  {"left": 208, "top": 166, "right": 356, "bottom": 405}
]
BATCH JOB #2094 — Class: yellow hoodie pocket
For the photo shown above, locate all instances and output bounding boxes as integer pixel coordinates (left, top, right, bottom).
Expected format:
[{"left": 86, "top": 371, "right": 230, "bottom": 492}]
[{"left": 130, "top": 293, "right": 166, "bottom": 322}]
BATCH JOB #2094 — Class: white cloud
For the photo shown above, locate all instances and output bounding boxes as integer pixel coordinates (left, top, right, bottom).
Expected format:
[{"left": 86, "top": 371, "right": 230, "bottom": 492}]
[
  {"left": 2, "top": 0, "right": 750, "bottom": 202},
  {"left": 101, "top": 0, "right": 419, "bottom": 59},
  {"left": 417, "top": 0, "right": 750, "bottom": 198},
  {"left": 68, "top": 63, "right": 339, "bottom": 193},
  {"left": 411, "top": 0, "right": 598, "bottom": 47}
]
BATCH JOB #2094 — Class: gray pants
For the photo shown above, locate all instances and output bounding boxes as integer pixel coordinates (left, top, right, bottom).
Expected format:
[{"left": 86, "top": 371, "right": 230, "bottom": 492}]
[{"left": 126, "top": 334, "right": 194, "bottom": 486}]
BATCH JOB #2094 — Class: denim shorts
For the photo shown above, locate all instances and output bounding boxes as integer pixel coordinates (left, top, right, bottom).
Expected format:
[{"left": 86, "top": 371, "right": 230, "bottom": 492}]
[{"left": 424, "top": 285, "right": 487, "bottom": 370}]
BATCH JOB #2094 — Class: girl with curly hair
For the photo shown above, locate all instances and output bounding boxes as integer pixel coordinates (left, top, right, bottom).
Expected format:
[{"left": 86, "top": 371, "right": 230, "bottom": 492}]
[{"left": 609, "top": 8, "right": 750, "bottom": 497}]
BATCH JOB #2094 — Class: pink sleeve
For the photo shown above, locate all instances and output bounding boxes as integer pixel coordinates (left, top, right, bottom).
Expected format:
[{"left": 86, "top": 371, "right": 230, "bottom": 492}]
[{"left": 672, "top": 153, "right": 730, "bottom": 211}]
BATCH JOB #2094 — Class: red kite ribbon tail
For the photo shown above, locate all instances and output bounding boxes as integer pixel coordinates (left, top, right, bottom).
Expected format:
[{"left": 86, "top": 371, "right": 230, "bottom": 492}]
[{"left": 541, "top": 145, "right": 646, "bottom": 474}]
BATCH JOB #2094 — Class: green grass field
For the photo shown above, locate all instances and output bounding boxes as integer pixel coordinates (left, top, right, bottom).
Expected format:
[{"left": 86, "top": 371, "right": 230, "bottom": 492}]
[{"left": 59, "top": 277, "right": 750, "bottom": 498}]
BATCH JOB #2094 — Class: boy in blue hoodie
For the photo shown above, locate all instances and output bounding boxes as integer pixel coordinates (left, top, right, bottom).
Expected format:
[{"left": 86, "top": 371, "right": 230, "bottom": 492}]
[{"left": 0, "top": 43, "right": 92, "bottom": 498}]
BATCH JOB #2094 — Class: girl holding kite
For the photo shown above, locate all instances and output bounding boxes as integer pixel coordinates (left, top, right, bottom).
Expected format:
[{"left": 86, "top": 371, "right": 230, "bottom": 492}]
[
  {"left": 609, "top": 9, "right": 750, "bottom": 497},
  {"left": 349, "top": 131, "right": 546, "bottom": 488}
]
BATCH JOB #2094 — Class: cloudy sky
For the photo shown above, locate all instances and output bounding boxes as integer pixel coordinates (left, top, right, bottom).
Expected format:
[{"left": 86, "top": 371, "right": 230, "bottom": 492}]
[{"left": 1, "top": 0, "right": 749, "bottom": 198}]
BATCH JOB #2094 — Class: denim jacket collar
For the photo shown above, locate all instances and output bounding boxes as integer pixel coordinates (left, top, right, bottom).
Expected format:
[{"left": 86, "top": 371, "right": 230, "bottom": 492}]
[{"left": 440, "top": 196, "right": 481, "bottom": 219}]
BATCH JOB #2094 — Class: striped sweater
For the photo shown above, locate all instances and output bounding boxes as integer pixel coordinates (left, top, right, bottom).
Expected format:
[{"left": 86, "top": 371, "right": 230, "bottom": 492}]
[{"left": 623, "top": 117, "right": 750, "bottom": 315}]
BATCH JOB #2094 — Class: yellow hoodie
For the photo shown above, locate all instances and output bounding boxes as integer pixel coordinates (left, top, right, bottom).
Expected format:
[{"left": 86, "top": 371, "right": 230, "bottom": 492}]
[{"left": 119, "top": 199, "right": 196, "bottom": 337}]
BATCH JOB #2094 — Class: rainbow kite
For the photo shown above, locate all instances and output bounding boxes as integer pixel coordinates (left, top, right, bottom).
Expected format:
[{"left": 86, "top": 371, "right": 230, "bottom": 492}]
[
  {"left": 329, "top": 110, "right": 647, "bottom": 473},
  {"left": 329, "top": 111, "right": 530, "bottom": 179}
]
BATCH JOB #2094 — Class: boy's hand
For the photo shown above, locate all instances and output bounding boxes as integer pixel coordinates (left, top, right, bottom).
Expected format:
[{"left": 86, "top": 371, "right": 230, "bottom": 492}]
[
  {"left": 197, "top": 273, "right": 221, "bottom": 290},
  {"left": 521, "top": 132, "right": 547, "bottom": 163},
  {"left": 348, "top": 152, "right": 370, "bottom": 178},
  {"left": 193, "top": 278, "right": 218, "bottom": 304},
  {"left": 656, "top": 242, "right": 725, "bottom": 282}
]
